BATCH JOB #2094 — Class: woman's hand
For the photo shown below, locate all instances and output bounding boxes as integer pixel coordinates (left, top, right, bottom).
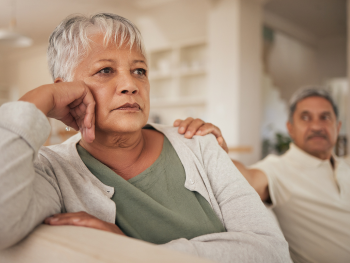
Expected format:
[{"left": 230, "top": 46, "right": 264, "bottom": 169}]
[
  {"left": 19, "top": 81, "right": 95, "bottom": 143},
  {"left": 44, "top": 211, "right": 125, "bottom": 236},
  {"left": 173, "top": 118, "right": 229, "bottom": 153}
]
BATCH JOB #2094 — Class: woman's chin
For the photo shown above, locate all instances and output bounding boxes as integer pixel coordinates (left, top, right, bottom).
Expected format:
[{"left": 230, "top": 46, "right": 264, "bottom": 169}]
[{"left": 96, "top": 116, "right": 148, "bottom": 135}]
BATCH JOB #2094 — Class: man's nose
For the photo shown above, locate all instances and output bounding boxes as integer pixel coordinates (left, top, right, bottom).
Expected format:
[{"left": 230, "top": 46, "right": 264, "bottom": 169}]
[
  {"left": 116, "top": 72, "right": 139, "bottom": 95},
  {"left": 309, "top": 119, "right": 323, "bottom": 130}
]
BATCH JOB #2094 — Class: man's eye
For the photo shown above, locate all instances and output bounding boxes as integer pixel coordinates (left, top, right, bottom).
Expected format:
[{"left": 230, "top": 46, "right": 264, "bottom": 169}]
[
  {"left": 133, "top": 68, "right": 146, "bottom": 76},
  {"left": 98, "top": 67, "right": 113, "bottom": 74},
  {"left": 301, "top": 115, "right": 310, "bottom": 121}
]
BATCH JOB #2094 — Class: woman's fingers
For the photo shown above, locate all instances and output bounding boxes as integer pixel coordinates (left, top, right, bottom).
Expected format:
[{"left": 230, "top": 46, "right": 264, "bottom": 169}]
[
  {"left": 81, "top": 126, "right": 95, "bottom": 144},
  {"left": 80, "top": 88, "right": 95, "bottom": 142},
  {"left": 62, "top": 116, "right": 79, "bottom": 131},
  {"left": 60, "top": 81, "right": 96, "bottom": 142},
  {"left": 45, "top": 212, "right": 101, "bottom": 228},
  {"left": 82, "top": 89, "right": 95, "bottom": 130},
  {"left": 44, "top": 212, "right": 124, "bottom": 235}
]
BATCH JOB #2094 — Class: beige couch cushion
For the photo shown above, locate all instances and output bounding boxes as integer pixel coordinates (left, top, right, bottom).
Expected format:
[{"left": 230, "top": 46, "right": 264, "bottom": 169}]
[{"left": 0, "top": 224, "right": 213, "bottom": 263}]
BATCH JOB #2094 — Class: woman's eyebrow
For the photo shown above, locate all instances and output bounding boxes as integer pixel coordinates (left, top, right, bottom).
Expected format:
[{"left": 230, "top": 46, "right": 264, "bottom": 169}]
[
  {"left": 132, "top": 60, "right": 147, "bottom": 66},
  {"left": 96, "top": 59, "right": 115, "bottom": 63}
]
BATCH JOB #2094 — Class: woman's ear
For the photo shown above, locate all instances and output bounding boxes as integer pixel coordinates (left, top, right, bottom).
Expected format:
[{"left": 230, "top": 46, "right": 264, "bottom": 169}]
[{"left": 54, "top": 78, "right": 63, "bottom": 83}]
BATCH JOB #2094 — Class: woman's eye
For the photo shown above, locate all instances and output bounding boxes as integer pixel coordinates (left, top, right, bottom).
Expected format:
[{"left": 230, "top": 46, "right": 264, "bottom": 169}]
[
  {"left": 133, "top": 68, "right": 146, "bottom": 76},
  {"left": 98, "top": 67, "right": 113, "bottom": 74}
]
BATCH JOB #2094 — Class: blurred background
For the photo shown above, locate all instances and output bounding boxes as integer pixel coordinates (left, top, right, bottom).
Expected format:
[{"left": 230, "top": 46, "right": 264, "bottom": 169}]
[{"left": 0, "top": 0, "right": 348, "bottom": 165}]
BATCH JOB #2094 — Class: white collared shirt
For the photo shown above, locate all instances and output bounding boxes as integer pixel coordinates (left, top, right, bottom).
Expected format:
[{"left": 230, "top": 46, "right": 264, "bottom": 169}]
[{"left": 252, "top": 143, "right": 350, "bottom": 263}]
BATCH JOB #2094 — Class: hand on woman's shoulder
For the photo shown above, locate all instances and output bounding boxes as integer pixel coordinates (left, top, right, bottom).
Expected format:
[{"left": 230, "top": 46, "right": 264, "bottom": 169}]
[{"left": 173, "top": 118, "right": 228, "bottom": 153}]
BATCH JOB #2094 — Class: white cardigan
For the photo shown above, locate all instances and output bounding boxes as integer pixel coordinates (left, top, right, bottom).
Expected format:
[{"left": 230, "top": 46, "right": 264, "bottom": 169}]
[{"left": 0, "top": 101, "right": 290, "bottom": 263}]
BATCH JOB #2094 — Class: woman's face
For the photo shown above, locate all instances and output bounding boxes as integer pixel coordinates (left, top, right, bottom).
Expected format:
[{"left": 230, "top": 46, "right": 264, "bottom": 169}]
[{"left": 72, "top": 34, "right": 150, "bottom": 135}]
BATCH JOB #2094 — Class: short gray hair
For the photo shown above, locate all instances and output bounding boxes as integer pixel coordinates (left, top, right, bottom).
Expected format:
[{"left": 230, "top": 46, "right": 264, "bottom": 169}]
[
  {"left": 289, "top": 86, "right": 338, "bottom": 122},
  {"left": 47, "top": 13, "right": 145, "bottom": 81}
]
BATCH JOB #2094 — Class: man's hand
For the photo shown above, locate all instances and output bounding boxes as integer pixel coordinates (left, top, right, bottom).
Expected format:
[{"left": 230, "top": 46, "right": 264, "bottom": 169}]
[
  {"left": 173, "top": 118, "right": 228, "bottom": 153},
  {"left": 19, "top": 81, "right": 95, "bottom": 143},
  {"left": 44, "top": 211, "right": 124, "bottom": 236}
]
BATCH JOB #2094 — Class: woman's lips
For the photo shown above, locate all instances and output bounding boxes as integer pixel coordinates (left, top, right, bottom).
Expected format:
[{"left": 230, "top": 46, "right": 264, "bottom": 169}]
[{"left": 114, "top": 103, "right": 140, "bottom": 111}]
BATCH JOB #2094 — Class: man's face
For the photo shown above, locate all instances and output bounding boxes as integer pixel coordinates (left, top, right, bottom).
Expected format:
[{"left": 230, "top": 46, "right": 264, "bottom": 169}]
[{"left": 287, "top": 96, "right": 341, "bottom": 160}]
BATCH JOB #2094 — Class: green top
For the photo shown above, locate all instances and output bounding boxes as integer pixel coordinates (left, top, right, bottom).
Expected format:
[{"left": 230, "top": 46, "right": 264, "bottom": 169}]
[{"left": 77, "top": 135, "right": 225, "bottom": 244}]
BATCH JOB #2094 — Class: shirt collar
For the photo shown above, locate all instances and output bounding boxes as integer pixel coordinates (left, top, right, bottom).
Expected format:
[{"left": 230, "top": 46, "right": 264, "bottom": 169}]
[{"left": 284, "top": 143, "right": 336, "bottom": 168}]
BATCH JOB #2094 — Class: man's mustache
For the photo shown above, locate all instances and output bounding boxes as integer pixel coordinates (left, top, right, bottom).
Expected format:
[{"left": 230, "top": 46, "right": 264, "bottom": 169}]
[{"left": 306, "top": 131, "right": 328, "bottom": 140}]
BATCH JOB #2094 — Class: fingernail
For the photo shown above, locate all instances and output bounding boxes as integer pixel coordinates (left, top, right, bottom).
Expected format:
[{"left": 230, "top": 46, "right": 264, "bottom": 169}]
[
  {"left": 196, "top": 131, "right": 201, "bottom": 135},
  {"left": 179, "top": 127, "right": 185, "bottom": 133},
  {"left": 50, "top": 218, "right": 58, "bottom": 222},
  {"left": 185, "top": 131, "right": 191, "bottom": 137}
]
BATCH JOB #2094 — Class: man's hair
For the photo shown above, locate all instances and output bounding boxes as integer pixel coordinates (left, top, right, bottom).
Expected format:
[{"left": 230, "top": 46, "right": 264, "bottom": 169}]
[
  {"left": 47, "top": 13, "right": 145, "bottom": 82},
  {"left": 288, "top": 86, "right": 338, "bottom": 122}
]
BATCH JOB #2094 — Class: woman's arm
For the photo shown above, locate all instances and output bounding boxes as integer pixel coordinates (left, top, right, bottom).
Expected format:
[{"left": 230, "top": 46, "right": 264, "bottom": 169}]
[
  {"left": 0, "top": 101, "right": 61, "bottom": 249},
  {"left": 0, "top": 82, "right": 96, "bottom": 249}
]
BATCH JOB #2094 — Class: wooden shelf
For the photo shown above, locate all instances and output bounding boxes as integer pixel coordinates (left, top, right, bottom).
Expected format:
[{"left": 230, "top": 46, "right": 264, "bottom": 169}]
[
  {"left": 228, "top": 146, "right": 253, "bottom": 153},
  {"left": 147, "top": 40, "right": 208, "bottom": 124}
]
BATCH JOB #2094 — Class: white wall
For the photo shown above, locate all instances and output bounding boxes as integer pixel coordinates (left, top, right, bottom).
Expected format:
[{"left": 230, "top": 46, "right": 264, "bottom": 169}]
[
  {"left": 317, "top": 36, "right": 347, "bottom": 83},
  {"left": 207, "top": 0, "right": 240, "bottom": 147},
  {"left": 0, "top": 54, "right": 5, "bottom": 88},
  {"left": 208, "top": 0, "right": 263, "bottom": 165},
  {"left": 347, "top": 0, "right": 350, "bottom": 155},
  {"left": 0, "top": 53, "right": 8, "bottom": 105},
  {"left": 267, "top": 32, "right": 321, "bottom": 102},
  {"left": 137, "top": 0, "right": 209, "bottom": 51},
  {"left": 266, "top": 32, "right": 347, "bottom": 104},
  {"left": 238, "top": 0, "right": 262, "bottom": 164},
  {"left": 2, "top": 44, "right": 52, "bottom": 98}
]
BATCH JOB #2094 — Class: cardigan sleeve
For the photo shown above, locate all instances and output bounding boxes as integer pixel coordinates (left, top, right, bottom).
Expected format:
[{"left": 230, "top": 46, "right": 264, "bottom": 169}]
[
  {"left": 0, "top": 102, "right": 62, "bottom": 250},
  {"left": 162, "top": 134, "right": 290, "bottom": 263}
]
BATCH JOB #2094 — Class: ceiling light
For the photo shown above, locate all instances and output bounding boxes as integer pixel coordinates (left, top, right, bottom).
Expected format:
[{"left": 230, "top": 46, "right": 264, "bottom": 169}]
[
  {"left": 0, "top": 29, "right": 33, "bottom": 47},
  {"left": 0, "top": 0, "right": 33, "bottom": 48}
]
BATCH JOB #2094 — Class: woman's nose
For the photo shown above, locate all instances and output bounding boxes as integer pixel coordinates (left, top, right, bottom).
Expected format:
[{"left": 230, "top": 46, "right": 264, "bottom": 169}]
[{"left": 116, "top": 73, "right": 139, "bottom": 95}]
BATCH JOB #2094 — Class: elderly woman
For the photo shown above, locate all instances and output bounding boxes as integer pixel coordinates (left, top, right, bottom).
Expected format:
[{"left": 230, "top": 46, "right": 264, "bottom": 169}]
[{"left": 0, "top": 13, "right": 289, "bottom": 262}]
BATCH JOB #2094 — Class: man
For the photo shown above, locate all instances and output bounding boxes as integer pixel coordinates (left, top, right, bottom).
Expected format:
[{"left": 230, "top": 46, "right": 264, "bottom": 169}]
[{"left": 176, "top": 87, "right": 350, "bottom": 263}]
